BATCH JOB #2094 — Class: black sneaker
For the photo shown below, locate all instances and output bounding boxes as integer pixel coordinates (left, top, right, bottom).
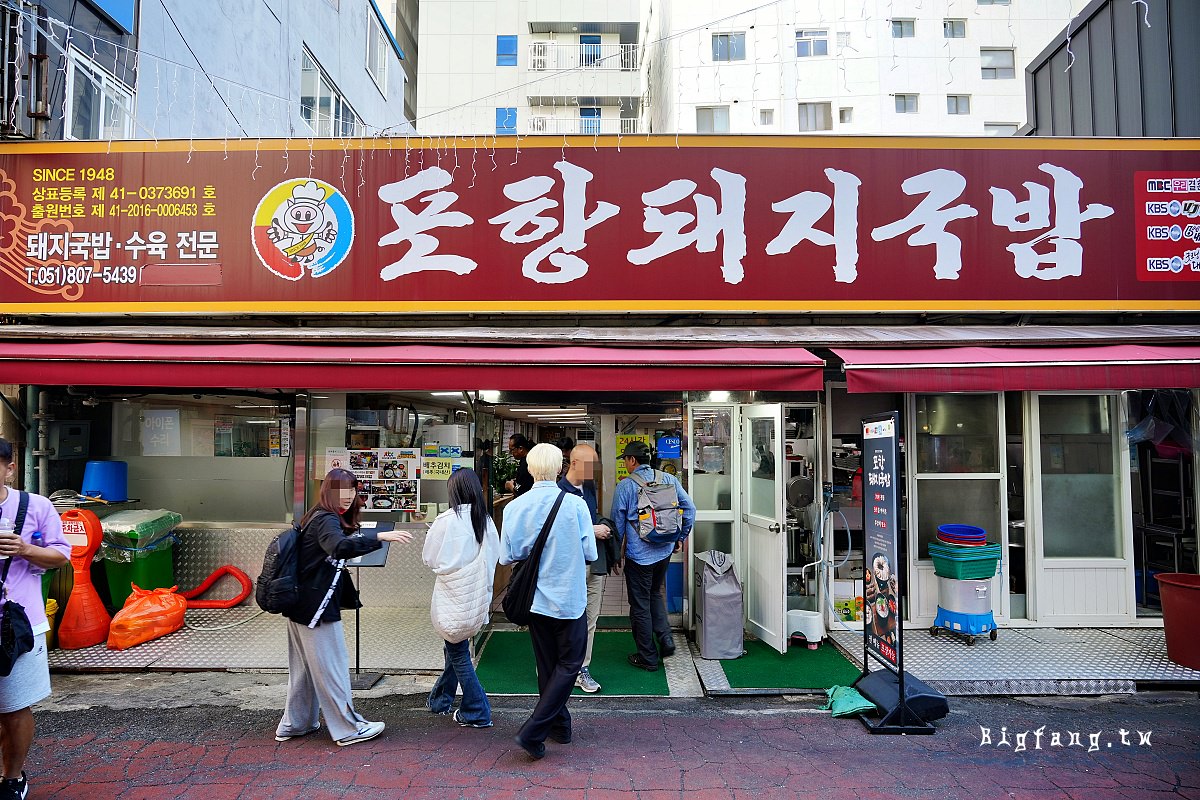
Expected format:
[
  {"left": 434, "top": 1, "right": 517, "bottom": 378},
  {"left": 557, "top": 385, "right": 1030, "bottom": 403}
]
[
  {"left": 548, "top": 727, "right": 572, "bottom": 744},
  {"left": 0, "top": 772, "right": 28, "bottom": 800},
  {"left": 627, "top": 653, "right": 660, "bottom": 672},
  {"left": 513, "top": 735, "right": 545, "bottom": 760},
  {"left": 658, "top": 637, "right": 676, "bottom": 658}
]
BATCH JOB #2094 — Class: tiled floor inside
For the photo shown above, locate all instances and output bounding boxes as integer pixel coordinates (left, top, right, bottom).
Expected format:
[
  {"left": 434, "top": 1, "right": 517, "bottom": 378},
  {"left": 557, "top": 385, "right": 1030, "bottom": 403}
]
[{"left": 830, "top": 625, "right": 1200, "bottom": 695}]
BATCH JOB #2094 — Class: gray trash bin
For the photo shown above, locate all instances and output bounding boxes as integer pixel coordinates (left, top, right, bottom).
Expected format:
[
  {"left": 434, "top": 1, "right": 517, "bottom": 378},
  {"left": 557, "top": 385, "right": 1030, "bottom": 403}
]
[{"left": 694, "top": 550, "right": 744, "bottom": 659}]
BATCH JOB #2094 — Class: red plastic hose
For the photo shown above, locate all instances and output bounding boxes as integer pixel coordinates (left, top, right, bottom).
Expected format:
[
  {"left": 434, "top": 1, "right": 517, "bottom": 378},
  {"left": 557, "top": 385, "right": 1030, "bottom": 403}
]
[{"left": 181, "top": 565, "right": 253, "bottom": 609}]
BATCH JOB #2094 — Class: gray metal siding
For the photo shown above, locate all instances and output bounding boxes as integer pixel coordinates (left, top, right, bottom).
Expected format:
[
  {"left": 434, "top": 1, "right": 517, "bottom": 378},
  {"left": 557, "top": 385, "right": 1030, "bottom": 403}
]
[
  {"left": 1088, "top": 5, "right": 1117, "bottom": 136},
  {"left": 1069, "top": 27, "right": 1093, "bottom": 136},
  {"left": 1111, "top": 0, "right": 1144, "bottom": 136},
  {"left": 1170, "top": 0, "right": 1200, "bottom": 134}
]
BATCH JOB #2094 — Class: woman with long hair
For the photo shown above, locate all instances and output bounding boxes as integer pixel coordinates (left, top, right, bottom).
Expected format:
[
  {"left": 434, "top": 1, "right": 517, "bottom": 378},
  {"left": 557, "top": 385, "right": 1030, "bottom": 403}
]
[
  {"left": 275, "top": 468, "right": 412, "bottom": 747},
  {"left": 423, "top": 468, "right": 501, "bottom": 728}
]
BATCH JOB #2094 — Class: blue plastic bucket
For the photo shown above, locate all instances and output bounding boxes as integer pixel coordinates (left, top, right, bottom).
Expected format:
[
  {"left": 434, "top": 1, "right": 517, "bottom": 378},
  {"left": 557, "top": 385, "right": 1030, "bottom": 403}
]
[{"left": 82, "top": 460, "right": 128, "bottom": 502}]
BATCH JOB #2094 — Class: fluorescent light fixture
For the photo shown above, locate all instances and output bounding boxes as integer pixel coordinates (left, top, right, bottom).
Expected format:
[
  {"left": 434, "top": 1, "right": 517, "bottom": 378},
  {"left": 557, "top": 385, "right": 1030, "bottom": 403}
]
[
  {"left": 429, "top": 392, "right": 462, "bottom": 397},
  {"left": 708, "top": 391, "right": 731, "bottom": 402},
  {"left": 245, "top": 419, "right": 280, "bottom": 425},
  {"left": 510, "top": 407, "right": 586, "bottom": 413},
  {"left": 528, "top": 412, "right": 588, "bottom": 418},
  {"left": 659, "top": 417, "right": 682, "bottom": 422},
  {"left": 234, "top": 404, "right": 280, "bottom": 409}
]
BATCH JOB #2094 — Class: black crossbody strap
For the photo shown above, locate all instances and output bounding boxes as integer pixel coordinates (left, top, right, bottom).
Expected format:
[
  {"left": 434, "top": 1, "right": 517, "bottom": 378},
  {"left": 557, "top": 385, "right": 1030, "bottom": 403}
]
[
  {"left": 527, "top": 491, "right": 566, "bottom": 563},
  {"left": 1, "top": 492, "right": 30, "bottom": 592}
]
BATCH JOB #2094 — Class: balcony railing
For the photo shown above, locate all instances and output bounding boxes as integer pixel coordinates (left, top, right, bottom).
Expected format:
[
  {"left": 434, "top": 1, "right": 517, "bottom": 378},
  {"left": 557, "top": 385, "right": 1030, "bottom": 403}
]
[
  {"left": 528, "top": 42, "right": 638, "bottom": 71},
  {"left": 527, "top": 117, "right": 639, "bottom": 135}
]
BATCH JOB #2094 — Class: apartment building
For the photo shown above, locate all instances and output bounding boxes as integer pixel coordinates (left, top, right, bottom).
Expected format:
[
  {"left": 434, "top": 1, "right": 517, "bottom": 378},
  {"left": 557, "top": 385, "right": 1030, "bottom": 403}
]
[
  {"left": 645, "top": 0, "right": 1086, "bottom": 136},
  {"left": 416, "top": 0, "right": 642, "bottom": 136}
]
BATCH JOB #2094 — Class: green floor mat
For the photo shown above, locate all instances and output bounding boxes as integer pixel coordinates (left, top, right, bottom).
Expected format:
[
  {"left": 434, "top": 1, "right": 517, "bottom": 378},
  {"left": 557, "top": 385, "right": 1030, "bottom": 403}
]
[
  {"left": 476, "top": 630, "right": 669, "bottom": 696},
  {"left": 718, "top": 639, "right": 861, "bottom": 690},
  {"left": 596, "top": 615, "right": 630, "bottom": 629}
]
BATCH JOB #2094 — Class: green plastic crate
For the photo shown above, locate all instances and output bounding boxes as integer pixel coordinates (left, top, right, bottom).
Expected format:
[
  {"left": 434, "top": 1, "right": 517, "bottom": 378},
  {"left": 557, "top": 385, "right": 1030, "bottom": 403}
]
[{"left": 928, "top": 541, "right": 1001, "bottom": 580}]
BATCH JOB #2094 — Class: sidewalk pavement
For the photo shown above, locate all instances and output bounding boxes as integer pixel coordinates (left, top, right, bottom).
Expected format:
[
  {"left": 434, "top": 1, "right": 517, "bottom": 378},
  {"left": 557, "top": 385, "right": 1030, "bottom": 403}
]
[{"left": 25, "top": 672, "right": 1200, "bottom": 799}]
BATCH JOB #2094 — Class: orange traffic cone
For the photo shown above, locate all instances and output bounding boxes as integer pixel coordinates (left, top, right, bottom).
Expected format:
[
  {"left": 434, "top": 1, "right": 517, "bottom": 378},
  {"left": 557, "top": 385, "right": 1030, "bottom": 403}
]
[{"left": 56, "top": 509, "right": 112, "bottom": 649}]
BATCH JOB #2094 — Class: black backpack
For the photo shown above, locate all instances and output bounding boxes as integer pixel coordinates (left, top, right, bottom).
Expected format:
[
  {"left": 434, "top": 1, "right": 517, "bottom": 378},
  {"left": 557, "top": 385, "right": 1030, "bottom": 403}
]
[{"left": 255, "top": 522, "right": 302, "bottom": 614}]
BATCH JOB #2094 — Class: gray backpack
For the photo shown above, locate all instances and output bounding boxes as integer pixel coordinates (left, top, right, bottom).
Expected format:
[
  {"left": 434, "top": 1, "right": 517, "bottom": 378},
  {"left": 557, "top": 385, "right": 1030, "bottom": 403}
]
[{"left": 629, "top": 471, "right": 684, "bottom": 544}]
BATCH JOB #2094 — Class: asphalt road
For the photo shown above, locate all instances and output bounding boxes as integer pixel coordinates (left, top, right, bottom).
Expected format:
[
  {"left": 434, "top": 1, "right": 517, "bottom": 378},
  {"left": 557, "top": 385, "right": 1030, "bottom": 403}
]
[{"left": 24, "top": 674, "right": 1200, "bottom": 799}]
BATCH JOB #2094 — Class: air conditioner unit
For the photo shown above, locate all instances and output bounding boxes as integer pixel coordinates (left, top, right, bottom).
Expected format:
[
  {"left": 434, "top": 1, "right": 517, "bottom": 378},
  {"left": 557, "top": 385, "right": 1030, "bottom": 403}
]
[
  {"left": 575, "top": 428, "right": 596, "bottom": 442},
  {"left": 530, "top": 41, "right": 550, "bottom": 70}
]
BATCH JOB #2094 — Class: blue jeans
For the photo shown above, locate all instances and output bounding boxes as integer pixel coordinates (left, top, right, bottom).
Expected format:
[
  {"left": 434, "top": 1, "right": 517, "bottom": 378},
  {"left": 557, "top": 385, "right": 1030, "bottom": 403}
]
[{"left": 427, "top": 638, "right": 491, "bottom": 725}]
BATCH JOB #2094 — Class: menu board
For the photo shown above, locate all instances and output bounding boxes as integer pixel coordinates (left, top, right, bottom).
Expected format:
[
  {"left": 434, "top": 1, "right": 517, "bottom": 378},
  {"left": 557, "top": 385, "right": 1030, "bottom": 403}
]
[
  {"left": 327, "top": 447, "right": 421, "bottom": 512},
  {"left": 862, "top": 412, "right": 901, "bottom": 673}
]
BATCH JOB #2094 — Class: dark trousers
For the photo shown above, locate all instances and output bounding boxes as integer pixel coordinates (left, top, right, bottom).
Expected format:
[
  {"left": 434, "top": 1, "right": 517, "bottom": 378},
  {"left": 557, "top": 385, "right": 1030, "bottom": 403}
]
[
  {"left": 519, "top": 612, "right": 587, "bottom": 745},
  {"left": 624, "top": 556, "right": 672, "bottom": 665}
]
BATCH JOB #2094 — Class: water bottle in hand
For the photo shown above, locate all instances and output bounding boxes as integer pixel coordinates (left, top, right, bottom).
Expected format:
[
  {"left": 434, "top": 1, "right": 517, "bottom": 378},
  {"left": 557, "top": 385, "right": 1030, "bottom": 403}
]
[
  {"left": 29, "top": 531, "right": 45, "bottom": 575},
  {"left": 0, "top": 518, "right": 14, "bottom": 561}
]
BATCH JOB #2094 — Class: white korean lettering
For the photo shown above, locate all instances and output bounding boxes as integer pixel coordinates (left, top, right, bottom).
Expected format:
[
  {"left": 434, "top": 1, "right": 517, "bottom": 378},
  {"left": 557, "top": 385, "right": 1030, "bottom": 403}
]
[
  {"left": 377, "top": 167, "right": 476, "bottom": 280},
  {"left": 990, "top": 163, "right": 1114, "bottom": 281},
  {"left": 488, "top": 161, "right": 618, "bottom": 284},
  {"left": 766, "top": 168, "right": 862, "bottom": 283},
  {"left": 627, "top": 168, "right": 748, "bottom": 284},
  {"left": 871, "top": 169, "right": 978, "bottom": 280}
]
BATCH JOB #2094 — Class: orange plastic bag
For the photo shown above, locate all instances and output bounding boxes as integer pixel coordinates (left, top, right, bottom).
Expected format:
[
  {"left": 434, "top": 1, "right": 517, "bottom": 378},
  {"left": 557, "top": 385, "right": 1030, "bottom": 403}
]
[{"left": 106, "top": 585, "right": 187, "bottom": 650}]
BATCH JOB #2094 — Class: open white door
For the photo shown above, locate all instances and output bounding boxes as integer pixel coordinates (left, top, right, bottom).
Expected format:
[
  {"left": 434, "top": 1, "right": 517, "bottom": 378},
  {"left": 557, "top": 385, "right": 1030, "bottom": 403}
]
[{"left": 739, "top": 403, "right": 788, "bottom": 653}]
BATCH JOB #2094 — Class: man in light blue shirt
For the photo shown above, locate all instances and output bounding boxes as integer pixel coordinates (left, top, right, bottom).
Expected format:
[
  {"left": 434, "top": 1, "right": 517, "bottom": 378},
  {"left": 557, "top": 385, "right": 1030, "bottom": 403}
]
[
  {"left": 500, "top": 443, "right": 596, "bottom": 759},
  {"left": 610, "top": 441, "right": 696, "bottom": 671}
]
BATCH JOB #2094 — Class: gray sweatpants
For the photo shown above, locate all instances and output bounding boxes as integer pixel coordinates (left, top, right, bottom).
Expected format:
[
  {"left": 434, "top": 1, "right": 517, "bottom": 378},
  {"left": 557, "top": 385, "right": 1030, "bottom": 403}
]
[{"left": 277, "top": 619, "right": 367, "bottom": 742}]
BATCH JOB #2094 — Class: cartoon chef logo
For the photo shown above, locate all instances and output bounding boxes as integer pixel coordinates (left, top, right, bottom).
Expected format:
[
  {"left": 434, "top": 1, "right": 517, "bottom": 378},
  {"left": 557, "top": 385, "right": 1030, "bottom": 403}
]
[{"left": 251, "top": 179, "right": 354, "bottom": 280}]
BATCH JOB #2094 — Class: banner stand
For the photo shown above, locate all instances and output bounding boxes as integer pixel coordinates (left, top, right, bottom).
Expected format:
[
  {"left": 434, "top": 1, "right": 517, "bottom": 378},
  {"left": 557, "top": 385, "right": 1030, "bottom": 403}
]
[{"left": 852, "top": 412, "right": 937, "bottom": 735}]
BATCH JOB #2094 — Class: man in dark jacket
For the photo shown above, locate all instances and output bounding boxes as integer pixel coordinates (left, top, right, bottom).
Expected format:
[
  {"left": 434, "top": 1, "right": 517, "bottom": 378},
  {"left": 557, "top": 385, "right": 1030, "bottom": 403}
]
[
  {"left": 558, "top": 443, "right": 616, "bottom": 693},
  {"left": 505, "top": 433, "right": 534, "bottom": 496}
]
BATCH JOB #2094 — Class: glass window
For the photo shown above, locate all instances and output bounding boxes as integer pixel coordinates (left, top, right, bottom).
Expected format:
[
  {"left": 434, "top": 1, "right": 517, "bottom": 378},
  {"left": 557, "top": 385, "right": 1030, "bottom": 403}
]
[
  {"left": 798, "top": 102, "right": 832, "bottom": 131},
  {"left": 759, "top": 108, "right": 774, "bottom": 125},
  {"left": 691, "top": 407, "right": 732, "bottom": 510},
  {"left": 712, "top": 33, "right": 746, "bottom": 61},
  {"left": 66, "top": 48, "right": 133, "bottom": 140},
  {"left": 978, "top": 0, "right": 1010, "bottom": 5},
  {"left": 747, "top": 417, "right": 777, "bottom": 517},
  {"left": 579, "top": 106, "right": 600, "bottom": 134},
  {"left": 495, "top": 107, "right": 517, "bottom": 135},
  {"left": 366, "top": 7, "right": 389, "bottom": 91},
  {"left": 579, "top": 34, "right": 602, "bottom": 67},
  {"left": 496, "top": 35, "right": 518, "bottom": 66},
  {"left": 916, "top": 479, "right": 1002, "bottom": 558},
  {"left": 895, "top": 94, "right": 918, "bottom": 113},
  {"left": 915, "top": 394, "right": 999, "bottom": 473},
  {"left": 301, "top": 48, "right": 360, "bottom": 137},
  {"left": 947, "top": 95, "right": 971, "bottom": 114},
  {"left": 944, "top": 19, "right": 966, "bottom": 38},
  {"left": 892, "top": 19, "right": 915, "bottom": 38},
  {"left": 1039, "top": 395, "right": 1121, "bottom": 559},
  {"left": 111, "top": 395, "right": 293, "bottom": 523},
  {"left": 796, "top": 29, "right": 828, "bottom": 57},
  {"left": 696, "top": 105, "right": 729, "bottom": 133},
  {"left": 981, "top": 48, "right": 1016, "bottom": 79},
  {"left": 985, "top": 122, "right": 1018, "bottom": 136},
  {"left": 839, "top": 107, "right": 853, "bottom": 124}
]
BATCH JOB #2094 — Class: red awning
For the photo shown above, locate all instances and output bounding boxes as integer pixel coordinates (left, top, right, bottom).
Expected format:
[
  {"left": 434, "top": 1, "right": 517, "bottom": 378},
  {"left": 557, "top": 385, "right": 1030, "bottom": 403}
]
[
  {"left": 0, "top": 342, "right": 825, "bottom": 392},
  {"left": 833, "top": 345, "right": 1200, "bottom": 393}
]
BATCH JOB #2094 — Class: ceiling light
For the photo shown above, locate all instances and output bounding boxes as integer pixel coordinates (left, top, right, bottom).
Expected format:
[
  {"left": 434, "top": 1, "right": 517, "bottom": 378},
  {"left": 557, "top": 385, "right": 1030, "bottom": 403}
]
[
  {"left": 479, "top": 391, "right": 501, "bottom": 403},
  {"left": 429, "top": 392, "right": 461, "bottom": 397},
  {"left": 510, "top": 407, "right": 587, "bottom": 413},
  {"left": 708, "top": 391, "right": 731, "bottom": 402}
]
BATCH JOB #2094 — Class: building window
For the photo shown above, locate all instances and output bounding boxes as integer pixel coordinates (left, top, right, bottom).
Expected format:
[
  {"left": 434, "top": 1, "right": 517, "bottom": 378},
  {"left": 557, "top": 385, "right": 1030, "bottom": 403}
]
[
  {"left": 759, "top": 108, "right": 774, "bottom": 125},
  {"left": 696, "top": 105, "right": 730, "bottom": 133},
  {"left": 981, "top": 48, "right": 1015, "bottom": 79},
  {"left": 985, "top": 122, "right": 1018, "bottom": 136},
  {"left": 301, "top": 48, "right": 363, "bottom": 137},
  {"left": 580, "top": 106, "right": 600, "bottom": 134},
  {"left": 579, "top": 35, "right": 602, "bottom": 67},
  {"left": 65, "top": 47, "right": 133, "bottom": 140},
  {"left": 712, "top": 33, "right": 746, "bottom": 62},
  {"left": 496, "top": 107, "right": 517, "bottom": 135},
  {"left": 798, "top": 102, "right": 832, "bottom": 131},
  {"left": 944, "top": 19, "right": 966, "bottom": 38},
  {"left": 977, "top": 0, "right": 1010, "bottom": 5},
  {"left": 894, "top": 94, "right": 918, "bottom": 113},
  {"left": 497, "top": 35, "right": 518, "bottom": 66},
  {"left": 366, "top": 6, "right": 389, "bottom": 92},
  {"left": 891, "top": 19, "right": 915, "bottom": 39},
  {"left": 947, "top": 95, "right": 971, "bottom": 114},
  {"left": 796, "top": 29, "right": 828, "bottom": 57},
  {"left": 839, "top": 107, "right": 853, "bottom": 124}
]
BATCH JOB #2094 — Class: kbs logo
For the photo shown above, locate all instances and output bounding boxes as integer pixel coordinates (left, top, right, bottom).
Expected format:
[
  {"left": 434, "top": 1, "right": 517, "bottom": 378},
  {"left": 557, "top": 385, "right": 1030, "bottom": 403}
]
[{"left": 1146, "top": 225, "right": 1183, "bottom": 241}]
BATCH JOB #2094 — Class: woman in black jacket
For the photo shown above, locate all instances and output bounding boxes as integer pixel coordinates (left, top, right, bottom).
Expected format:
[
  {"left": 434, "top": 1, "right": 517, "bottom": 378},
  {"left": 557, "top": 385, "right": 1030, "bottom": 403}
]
[{"left": 275, "top": 468, "right": 412, "bottom": 746}]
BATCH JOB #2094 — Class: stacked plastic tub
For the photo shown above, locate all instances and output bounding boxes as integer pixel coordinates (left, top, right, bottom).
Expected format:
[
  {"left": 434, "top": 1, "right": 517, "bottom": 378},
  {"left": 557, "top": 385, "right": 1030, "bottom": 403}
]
[
  {"left": 928, "top": 524, "right": 1000, "bottom": 645},
  {"left": 99, "top": 509, "right": 183, "bottom": 608}
]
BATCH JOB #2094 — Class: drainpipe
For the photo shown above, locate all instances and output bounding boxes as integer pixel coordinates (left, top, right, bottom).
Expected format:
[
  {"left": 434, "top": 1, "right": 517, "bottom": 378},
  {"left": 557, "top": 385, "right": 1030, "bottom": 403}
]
[
  {"left": 23, "top": 386, "right": 37, "bottom": 491},
  {"left": 34, "top": 390, "right": 51, "bottom": 495}
]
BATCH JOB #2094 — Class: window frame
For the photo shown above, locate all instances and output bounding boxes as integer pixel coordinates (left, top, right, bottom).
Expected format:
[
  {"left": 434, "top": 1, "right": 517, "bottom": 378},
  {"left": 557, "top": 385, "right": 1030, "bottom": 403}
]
[
  {"left": 943, "top": 19, "right": 966, "bottom": 39},
  {"left": 301, "top": 48, "right": 363, "bottom": 138},
  {"left": 64, "top": 46, "right": 134, "bottom": 141},
  {"left": 947, "top": 94, "right": 971, "bottom": 115},
  {"left": 366, "top": 5, "right": 389, "bottom": 93},
  {"left": 891, "top": 19, "right": 915, "bottom": 39},
  {"left": 978, "top": 0, "right": 1011, "bottom": 5},
  {"left": 496, "top": 35, "right": 519, "bottom": 66},
  {"left": 759, "top": 108, "right": 774, "bottom": 126},
  {"left": 894, "top": 94, "right": 918, "bottom": 114},
  {"left": 711, "top": 32, "right": 746, "bottom": 62},
  {"left": 696, "top": 105, "right": 730, "bottom": 133},
  {"left": 798, "top": 101, "right": 832, "bottom": 132},
  {"left": 495, "top": 107, "right": 517, "bottom": 135},
  {"left": 795, "top": 29, "right": 829, "bottom": 58},
  {"left": 838, "top": 107, "right": 853, "bottom": 124},
  {"left": 984, "top": 122, "right": 1019, "bottom": 136},
  {"left": 981, "top": 48, "right": 1016, "bottom": 80}
]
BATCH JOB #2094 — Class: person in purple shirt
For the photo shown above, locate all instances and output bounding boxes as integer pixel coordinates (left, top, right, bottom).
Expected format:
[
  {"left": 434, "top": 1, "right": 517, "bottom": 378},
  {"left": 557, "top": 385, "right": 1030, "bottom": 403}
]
[{"left": 0, "top": 437, "right": 70, "bottom": 800}]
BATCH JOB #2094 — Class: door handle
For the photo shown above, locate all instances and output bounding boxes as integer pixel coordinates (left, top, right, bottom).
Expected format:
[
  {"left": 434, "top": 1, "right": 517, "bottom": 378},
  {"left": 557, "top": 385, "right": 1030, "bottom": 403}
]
[{"left": 768, "top": 523, "right": 781, "bottom": 533}]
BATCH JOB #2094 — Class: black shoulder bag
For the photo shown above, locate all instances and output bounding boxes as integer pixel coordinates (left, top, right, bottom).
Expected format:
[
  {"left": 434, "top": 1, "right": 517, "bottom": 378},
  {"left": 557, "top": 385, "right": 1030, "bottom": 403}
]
[
  {"left": 0, "top": 492, "right": 36, "bottom": 677},
  {"left": 501, "top": 491, "right": 566, "bottom": 626}
]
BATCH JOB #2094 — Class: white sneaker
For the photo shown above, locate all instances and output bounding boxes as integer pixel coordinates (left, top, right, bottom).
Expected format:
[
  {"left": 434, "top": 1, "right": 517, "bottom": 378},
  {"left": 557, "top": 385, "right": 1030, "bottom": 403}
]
[
  {"left": 575, "top": 666, "right": 601, "bottom": 693},
  {"left": 337, "top": 720, "right": 385, "bottom": 746}
]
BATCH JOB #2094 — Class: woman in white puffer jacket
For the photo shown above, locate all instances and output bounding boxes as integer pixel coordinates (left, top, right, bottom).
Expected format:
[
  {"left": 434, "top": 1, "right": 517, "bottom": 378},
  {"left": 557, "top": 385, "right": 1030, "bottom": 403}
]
[{"left": 423, "top": 468, "right": 501, "bottom": 728}]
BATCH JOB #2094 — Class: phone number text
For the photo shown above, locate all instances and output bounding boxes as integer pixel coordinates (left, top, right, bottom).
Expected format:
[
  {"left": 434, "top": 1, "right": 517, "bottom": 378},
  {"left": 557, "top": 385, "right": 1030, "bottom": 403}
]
[{"left": 23, "top": 265, "right": 138, "bottom": 286}]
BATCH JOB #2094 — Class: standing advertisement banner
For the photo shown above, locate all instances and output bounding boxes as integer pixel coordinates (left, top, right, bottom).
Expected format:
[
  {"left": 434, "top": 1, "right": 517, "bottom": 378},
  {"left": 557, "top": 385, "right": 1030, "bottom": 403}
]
[{"left": 862, "top": 413, "right": 901, "bottom": 672}]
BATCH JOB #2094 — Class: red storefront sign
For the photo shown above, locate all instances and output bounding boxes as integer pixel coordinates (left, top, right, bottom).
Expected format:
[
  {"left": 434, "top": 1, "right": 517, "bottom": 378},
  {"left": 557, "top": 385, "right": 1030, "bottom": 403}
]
[{"left": 1, "top": 136, "right": 1197, "bottom": 314}]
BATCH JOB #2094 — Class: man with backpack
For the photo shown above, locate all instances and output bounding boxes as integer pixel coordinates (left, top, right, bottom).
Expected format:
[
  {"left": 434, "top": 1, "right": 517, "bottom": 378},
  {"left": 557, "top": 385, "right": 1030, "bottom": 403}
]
[{"left": 610, "top": 441, "right": 695, "bottom": 672}]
